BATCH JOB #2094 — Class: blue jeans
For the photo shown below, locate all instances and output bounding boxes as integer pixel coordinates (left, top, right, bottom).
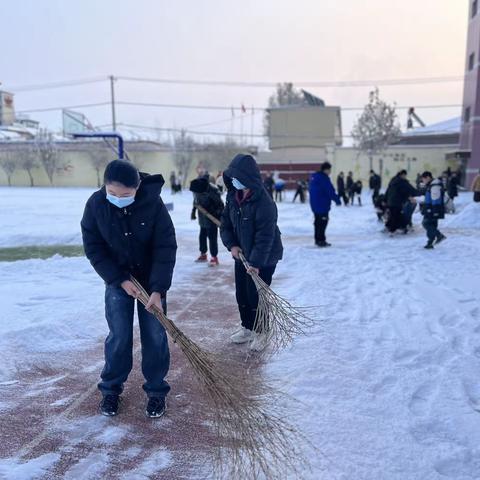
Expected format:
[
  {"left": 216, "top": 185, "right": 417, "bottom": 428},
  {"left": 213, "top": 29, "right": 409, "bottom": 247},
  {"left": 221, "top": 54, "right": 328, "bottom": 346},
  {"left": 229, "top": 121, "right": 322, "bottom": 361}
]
[{"left": 98, "top": 285, "right": 170, "bottom": 398}]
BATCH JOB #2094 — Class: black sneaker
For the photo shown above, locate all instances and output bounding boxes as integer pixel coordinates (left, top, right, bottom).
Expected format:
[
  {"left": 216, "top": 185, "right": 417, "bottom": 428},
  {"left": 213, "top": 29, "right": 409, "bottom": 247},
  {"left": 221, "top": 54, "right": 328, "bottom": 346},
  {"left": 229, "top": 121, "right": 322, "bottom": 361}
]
[
  {"left": 316, "top": 241, "right": 332, "bottom": 248},
  {"left": 99, "top": 394, "right": 121, "bottom": 417},
  {"left": 435, "top": 234, "right": 447, "bottom": 245},
  {"left": 146, "top": 397, "right": 166, "bottom": 418},
  {"left": 424, "top": 243, "right": 434, "bottom": 250}
]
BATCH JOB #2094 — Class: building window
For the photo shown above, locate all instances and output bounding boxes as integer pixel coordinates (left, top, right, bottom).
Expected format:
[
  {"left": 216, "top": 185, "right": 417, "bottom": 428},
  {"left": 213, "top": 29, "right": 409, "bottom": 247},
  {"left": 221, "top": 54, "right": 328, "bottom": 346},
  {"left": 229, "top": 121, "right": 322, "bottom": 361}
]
[
  {"left": 465, "top": 106, "right": 471, "bottom": 123},
  {"left": 473, "top": 0, "right": 478, "bottom": 18},
  {"left": 469, "top": 53, "right": 475, "bottom": 71}
]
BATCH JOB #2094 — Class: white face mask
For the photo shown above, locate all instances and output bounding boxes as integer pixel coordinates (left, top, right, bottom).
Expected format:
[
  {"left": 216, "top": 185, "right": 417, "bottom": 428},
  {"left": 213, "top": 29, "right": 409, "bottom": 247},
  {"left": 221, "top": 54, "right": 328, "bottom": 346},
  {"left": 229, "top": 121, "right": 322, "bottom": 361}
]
[
  {"left": 232, "top": 177, "right": 247, "bottom": 190},
  {"left": 106, "top": 193, "right": 135, "bottom": 208}
]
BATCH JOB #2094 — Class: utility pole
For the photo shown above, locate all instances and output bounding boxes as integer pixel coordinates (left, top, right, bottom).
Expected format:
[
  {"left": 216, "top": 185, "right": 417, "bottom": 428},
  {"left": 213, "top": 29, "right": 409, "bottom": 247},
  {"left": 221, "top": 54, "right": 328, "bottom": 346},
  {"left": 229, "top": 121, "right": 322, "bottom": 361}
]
[{"left": 109, "top": 75, "right": 117, "bottom": 131}]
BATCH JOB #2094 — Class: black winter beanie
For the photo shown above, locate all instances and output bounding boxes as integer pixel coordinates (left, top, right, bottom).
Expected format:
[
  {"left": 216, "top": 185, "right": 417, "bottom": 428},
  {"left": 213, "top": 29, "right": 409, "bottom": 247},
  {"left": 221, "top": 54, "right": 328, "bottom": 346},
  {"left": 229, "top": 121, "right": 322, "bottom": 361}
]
[{"left": 103, "top": 160, "right": 140, "bottom": 188}]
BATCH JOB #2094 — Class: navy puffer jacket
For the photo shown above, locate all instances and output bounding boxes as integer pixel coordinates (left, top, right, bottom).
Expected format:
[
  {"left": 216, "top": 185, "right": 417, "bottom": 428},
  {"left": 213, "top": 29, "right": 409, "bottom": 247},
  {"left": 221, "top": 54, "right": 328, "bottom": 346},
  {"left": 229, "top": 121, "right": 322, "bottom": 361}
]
[
  {"left": 309, "top": 171, "right": 340, "bottom": 214},
  {"left": 81, "top": 173, "right": 177, "bottom": 293},
  {"left": 220, "top": 154, "right": 283, "bottom": 268}
]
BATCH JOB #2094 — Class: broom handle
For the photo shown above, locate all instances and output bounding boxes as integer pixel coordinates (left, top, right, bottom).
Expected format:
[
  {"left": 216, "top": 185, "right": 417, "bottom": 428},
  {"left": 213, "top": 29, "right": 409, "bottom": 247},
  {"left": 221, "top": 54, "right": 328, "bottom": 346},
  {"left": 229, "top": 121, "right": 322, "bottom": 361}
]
[
  {"left": 195, "top": 204, "right": 222, "bottom": 227},
  {"left": 238, "top": 252, "right": 252, "bottom": 272},
  {"left": 195, "top": 205, "right": 251, "bottom": 273}
]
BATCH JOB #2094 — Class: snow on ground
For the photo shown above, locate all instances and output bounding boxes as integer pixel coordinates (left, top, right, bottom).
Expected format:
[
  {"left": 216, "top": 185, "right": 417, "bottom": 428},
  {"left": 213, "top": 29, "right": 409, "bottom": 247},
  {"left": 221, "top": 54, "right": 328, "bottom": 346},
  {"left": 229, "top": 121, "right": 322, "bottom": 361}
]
[{"left": 0, "top": 186, "right": 480, "bottom": 479}]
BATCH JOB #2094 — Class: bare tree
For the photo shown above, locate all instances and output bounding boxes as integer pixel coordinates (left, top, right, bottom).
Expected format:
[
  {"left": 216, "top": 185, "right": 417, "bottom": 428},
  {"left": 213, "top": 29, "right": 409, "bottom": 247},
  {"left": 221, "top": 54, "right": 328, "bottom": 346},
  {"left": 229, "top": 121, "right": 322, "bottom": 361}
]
[
  {"left": 351, "top": 88, "right": 401, "bottom": 171},
  {"left": 19, "top": 143, "right": 40, "bottom": 187},
  {"left": 264, "top": 82, "right": 304, "bottom": 136},
  {"left": 203, "top": 139, "right": 242, "bottom": 174},
  {"left": 173, "top": 129, "right": 196, "bottom": 186},
  {"left": 87, "top": 148, "right": 113, "bottom": 187},
  {"left": 36, "top": 129, "right": 59, "bottom": 185},
  {"left": 0, "top": 149, "right": 17, "bottom": 186}
]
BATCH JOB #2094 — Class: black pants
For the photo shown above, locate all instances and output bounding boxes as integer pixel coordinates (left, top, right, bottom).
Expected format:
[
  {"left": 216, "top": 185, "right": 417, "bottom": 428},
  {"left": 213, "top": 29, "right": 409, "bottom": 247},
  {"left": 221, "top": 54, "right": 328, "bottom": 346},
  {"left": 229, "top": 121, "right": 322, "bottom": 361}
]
[
  {"left": 199, "top": 225, "right": 218, "bottom": 256},
  {"left": 314, "top": 213, "right": 329, "bottom": 243},
  {"left": 339, "top": 191, "right": 349, "bottom": 205},
  {"left": 474, "top": 192, "right": 480, "bottom": 203},
  {"left": 372, "top": 189, "right": 380, "bottom": 204},
  {"left": 422, "top": 218, "right": 441, "bottom": 244},
  {"left": 386, "top": 206, "right": 405, "bottom": 232},
  {"left": 234, "top": 261, "right": 276, "bottom": 331},
  {"left": 293, "top": 189, "right": 305, "bottom": 203}
]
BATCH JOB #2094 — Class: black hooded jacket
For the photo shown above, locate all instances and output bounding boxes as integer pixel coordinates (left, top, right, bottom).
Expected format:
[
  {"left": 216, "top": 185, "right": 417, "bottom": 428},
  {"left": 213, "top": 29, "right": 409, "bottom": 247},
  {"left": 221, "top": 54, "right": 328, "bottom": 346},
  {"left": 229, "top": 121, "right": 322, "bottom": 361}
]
[
  {"left": 81, "top": 173, "right": 177, "bottom": 293},
  {"left": 190, "top": 177, "right": 224, "bottom": 229},
  {"left": 220, "top": 154, "right": 283, "bottom": 268},
  {"left": 385, "top": 175, "right": 418, "bottom": 208}
]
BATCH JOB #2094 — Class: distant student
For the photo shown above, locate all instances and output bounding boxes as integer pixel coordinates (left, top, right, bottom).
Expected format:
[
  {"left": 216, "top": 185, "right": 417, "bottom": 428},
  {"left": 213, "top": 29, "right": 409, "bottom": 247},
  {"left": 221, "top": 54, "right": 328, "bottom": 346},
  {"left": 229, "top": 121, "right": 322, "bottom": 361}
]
[
  {"left": 346, "top": 171, "right": 355, "bottom": 205},
  {"left": 190, "top": 176, "right": 224, "bottom": 267},
  {"left": 369, "top": 170, "right": 382, "bottom": 203},
  {"left": 471, "top": 169, "right": 480, "bottom": 202},
  {"left": 416, "top": 171, "right": 446, "bottom": 249},
  {"left": 336, "top": 172, "right": 349, "bottom": 206},
  {"left": 309, "top": 162, "right": 341, "bottom": 247}
]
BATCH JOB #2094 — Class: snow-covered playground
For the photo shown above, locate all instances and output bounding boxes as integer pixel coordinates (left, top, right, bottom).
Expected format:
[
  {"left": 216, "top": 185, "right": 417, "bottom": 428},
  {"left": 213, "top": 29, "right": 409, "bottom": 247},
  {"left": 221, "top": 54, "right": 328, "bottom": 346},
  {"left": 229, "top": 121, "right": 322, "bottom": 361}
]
[{"left": 0, "top": 186, "right": 480, "bottom": 479}]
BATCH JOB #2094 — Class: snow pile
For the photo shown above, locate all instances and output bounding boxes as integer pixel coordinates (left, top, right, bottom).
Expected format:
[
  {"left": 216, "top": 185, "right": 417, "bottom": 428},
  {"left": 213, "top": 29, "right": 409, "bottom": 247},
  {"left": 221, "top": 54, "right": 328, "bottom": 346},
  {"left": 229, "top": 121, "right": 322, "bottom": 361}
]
[{"left": 445, "top": 202, "right": 480, "bottom": 229}]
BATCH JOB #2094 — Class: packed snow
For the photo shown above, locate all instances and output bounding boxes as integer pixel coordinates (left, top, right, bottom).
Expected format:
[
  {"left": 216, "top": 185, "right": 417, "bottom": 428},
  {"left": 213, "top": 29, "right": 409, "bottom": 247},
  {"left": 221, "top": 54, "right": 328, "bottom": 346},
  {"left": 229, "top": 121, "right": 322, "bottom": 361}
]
[{"left": 0, "top": 185, "right": 479, "bottom": 479}]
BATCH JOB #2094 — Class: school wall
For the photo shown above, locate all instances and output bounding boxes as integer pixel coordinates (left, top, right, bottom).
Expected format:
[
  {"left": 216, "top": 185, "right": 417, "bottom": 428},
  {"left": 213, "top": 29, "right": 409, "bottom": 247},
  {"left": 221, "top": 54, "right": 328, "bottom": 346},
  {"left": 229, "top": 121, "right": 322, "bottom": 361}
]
[
  {"left": 0, "top": 143, "right": 179, "bottom": 188},
  {"left": 257, "top": 144, "right": 457, "bottom": 187}
]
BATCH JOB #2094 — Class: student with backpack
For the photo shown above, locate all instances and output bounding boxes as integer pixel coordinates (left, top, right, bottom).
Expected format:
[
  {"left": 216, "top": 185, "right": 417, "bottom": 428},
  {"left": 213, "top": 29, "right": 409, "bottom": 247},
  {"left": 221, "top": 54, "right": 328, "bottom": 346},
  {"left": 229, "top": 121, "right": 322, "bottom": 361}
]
[{"left": 416, "top": 171, "right": 446, "bottom": 249}]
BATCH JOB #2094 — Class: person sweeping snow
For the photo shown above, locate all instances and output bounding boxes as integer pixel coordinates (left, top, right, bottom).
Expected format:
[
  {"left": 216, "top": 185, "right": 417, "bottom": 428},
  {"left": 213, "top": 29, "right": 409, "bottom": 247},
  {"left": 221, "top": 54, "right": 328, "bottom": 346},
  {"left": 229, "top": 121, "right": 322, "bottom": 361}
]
[
  {"left": 81, "top": 160, "right": 177, "bottom": 418},
  {"left": 220, "top": 154, "right": 283, "bottom": 351},
  {"left": 190, "top": 176, "right": 224, "bottom": 267}
]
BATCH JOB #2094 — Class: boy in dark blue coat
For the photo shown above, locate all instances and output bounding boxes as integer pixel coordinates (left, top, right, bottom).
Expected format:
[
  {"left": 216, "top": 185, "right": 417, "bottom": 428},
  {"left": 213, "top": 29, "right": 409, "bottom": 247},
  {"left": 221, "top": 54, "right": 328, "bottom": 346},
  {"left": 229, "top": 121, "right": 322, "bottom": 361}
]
[
  {"left": 81, "top": 160, "right": 177, "bottom": 418},
  {"left": 309, "top": 162, "right": 341, "bottom": 247},
  {"left": 220, "top": 154, "right": 283, "bottom": 351}
]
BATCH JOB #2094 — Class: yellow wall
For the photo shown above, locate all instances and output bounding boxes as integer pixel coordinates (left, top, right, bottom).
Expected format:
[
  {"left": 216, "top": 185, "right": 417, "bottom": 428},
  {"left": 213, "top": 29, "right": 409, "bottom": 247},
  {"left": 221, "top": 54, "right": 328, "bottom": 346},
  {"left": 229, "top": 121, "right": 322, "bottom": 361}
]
[
  {"left": 329, "top": 145, "right": 456, "bottom": 184},
  {"left": 257, "top": 143, "right": 455, "bottom": 185},
  {"left": 0, "top": 148, "right": 177, "bottom": 187},
  {"left": 0, "top": 142, "right": 457, "bottom": 188}
]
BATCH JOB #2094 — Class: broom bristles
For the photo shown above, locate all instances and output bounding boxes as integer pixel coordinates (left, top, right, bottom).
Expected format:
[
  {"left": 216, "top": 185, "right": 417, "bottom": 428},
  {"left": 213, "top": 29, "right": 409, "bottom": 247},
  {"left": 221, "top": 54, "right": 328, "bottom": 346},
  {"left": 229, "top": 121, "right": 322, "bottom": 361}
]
[
  {"left": 195, "top": 205, "right": 314, "bottom": 354},
  {"left": 238, "top": 253, "right": 314, "bottom": 354},
  {"left": 131, "top": 276, "right": 310, "bottom": 479}
]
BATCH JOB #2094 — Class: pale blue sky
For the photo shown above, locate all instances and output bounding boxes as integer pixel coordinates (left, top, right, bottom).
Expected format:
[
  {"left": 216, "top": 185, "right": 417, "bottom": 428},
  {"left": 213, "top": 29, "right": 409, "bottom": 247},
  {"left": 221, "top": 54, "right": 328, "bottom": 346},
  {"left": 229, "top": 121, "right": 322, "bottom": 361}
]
[{"left": 0, "top": 0, "right": 470, "bottom": 143}]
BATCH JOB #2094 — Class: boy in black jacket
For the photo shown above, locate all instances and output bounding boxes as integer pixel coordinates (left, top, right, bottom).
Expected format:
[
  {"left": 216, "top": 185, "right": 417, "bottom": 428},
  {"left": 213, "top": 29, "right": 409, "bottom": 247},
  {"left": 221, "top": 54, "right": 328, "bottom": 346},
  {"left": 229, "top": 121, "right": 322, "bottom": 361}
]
[
  {"left": 220, "top": 154, "right": 283, "bottom": 352},
  {"left": 190, "top": 177, "right": 224, "bottom": 266},
  {"left": 81, "top": 160, "right": 177, "bottom": 418}
]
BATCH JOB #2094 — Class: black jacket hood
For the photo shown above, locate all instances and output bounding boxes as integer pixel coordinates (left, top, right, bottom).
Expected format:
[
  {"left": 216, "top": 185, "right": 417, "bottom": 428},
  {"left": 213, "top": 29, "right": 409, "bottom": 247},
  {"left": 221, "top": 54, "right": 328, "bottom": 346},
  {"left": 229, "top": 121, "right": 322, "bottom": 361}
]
[{"left": 224, "top": 154, "right": 264, "bottom": 192}]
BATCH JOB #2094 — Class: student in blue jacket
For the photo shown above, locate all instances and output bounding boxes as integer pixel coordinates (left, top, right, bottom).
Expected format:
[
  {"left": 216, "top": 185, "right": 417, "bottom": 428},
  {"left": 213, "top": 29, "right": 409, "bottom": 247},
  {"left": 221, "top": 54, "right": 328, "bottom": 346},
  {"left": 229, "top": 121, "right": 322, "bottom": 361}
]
[{"left": 309, "top": 162, "right": 341, "bottom": 247}]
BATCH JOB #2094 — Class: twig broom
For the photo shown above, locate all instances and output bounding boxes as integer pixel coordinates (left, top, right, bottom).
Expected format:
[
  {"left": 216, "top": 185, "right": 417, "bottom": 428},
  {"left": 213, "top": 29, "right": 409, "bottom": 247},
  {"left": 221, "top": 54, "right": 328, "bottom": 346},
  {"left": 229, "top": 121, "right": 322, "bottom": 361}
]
[
  {"left": 196, "top": 204, "right": 314, "bottom": 354},
  {"left": 131, "top": 276, "right": 308, "bottom": 479}
]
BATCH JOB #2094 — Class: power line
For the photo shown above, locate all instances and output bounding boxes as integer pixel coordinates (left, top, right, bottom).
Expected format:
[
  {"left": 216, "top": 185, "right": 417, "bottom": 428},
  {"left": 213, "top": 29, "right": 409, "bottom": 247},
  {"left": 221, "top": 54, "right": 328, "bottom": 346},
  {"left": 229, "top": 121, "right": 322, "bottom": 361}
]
[
  {"left": 117, "top": 75, "right": 465, "bottom": 88},
  {"left": 185, "top": 111, "right": 260, "bottom": 130},
  {"left": 16, "top": 102, "right": 111, "bottom": 114},
  {"left": 118, "top": 122, "right": 353, "bottom": 139},
  {"left": 3, "top": 74, "right": 466, "bottom": 93},
  {"left": 16, "top": 100, "right": 462, "bottom": 115},
  {"left": 3, "top": 77, "right": 107, "bottom": 92},
  {"left": 117, "top": 122, "right": 460, "bottom": 140}
]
